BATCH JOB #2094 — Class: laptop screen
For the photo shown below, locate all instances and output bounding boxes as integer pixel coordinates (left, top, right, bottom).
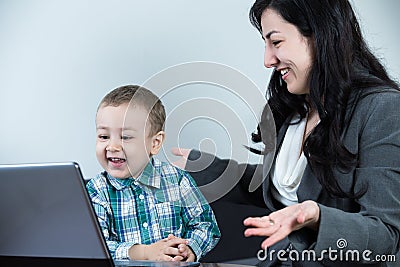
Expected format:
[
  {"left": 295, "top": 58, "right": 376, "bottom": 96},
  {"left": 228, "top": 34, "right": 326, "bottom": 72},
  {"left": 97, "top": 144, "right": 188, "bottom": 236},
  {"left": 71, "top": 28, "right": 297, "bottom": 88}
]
[
  {"left": 0, "top": 162, "right": 203, "bottom": 267},
  {"left": 0, "top": 162, "right": 112, "bottom": 265}
]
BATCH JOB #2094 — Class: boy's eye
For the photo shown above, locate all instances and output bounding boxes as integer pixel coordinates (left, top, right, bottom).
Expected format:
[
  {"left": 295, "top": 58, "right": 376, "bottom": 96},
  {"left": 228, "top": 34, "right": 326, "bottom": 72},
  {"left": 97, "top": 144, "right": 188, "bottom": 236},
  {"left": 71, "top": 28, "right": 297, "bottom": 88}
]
[
  {"left": 122, "top": 136, "right": 133, "bottom": 140},
  {"left": 98, "top": 135, "right": 109, "bottom": 140}
]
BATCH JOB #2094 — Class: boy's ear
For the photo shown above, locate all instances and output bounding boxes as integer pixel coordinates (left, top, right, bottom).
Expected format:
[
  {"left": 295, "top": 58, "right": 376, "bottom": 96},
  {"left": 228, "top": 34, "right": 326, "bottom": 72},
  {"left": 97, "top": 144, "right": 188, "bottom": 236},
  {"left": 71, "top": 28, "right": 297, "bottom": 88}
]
[{"left": 150, "top": 131, "right": 165, "bottom": 155}]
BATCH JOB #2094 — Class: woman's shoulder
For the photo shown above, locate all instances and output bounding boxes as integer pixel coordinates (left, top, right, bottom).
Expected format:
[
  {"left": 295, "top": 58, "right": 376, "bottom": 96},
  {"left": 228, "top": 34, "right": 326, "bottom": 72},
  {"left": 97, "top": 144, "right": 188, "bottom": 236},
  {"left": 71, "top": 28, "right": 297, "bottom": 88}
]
[
  {"left": 344, "top": 85, "right": 399, "bottom": 127},
  {"left": 349, "top": 86, "right": 400, "bottom": 131},
  {"left": 354, "top": 86, "right": 400, "bottom": 110}
]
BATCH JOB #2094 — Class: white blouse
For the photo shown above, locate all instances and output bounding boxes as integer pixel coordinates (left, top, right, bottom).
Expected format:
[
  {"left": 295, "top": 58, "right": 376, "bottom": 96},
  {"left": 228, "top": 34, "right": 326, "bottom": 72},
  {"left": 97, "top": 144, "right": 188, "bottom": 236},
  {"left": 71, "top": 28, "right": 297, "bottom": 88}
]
[{"left": 271, "top": 114, "right": 308, "bottom": 206}]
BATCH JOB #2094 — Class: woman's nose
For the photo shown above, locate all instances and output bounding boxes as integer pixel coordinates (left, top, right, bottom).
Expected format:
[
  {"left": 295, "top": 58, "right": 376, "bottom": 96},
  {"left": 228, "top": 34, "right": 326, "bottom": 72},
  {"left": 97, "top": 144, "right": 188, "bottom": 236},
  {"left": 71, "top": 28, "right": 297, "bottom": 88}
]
[{"left": 264, "top": 48, "right": 278, "bottom": 68}]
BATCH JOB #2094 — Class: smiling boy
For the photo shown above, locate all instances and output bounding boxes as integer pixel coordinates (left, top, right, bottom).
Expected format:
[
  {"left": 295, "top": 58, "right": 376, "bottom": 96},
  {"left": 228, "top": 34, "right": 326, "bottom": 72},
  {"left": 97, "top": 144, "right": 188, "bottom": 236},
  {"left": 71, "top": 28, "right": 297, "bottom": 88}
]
[{"left": 86, "top": 85, "right": 220, "bottom": 262}]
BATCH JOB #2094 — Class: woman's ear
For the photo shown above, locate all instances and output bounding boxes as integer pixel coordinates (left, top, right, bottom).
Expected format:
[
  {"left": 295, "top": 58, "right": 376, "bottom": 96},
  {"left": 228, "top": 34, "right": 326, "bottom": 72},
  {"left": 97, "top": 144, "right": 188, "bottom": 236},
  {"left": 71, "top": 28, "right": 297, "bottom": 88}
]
[{"left": 150, "top": 131, "right": 165, "bottom": 155}]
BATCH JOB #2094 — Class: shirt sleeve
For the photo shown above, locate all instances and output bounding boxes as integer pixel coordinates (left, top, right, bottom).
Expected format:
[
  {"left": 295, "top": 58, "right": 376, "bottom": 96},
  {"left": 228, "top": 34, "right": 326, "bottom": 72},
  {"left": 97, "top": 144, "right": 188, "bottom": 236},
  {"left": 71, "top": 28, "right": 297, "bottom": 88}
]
[
  {"left": 177, "top": 169, "right": 221, "bottom": 260},
  {"left": 86, "top": 178, "right": 136, "bottom": 260}
]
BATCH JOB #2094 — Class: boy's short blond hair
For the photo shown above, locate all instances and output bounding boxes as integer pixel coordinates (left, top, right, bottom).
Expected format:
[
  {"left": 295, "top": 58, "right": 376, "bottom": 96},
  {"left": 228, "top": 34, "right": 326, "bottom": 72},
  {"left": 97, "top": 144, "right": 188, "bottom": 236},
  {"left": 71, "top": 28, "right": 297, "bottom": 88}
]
[{"left": 98, "top": 85, "right": 165, "bottom": 136}]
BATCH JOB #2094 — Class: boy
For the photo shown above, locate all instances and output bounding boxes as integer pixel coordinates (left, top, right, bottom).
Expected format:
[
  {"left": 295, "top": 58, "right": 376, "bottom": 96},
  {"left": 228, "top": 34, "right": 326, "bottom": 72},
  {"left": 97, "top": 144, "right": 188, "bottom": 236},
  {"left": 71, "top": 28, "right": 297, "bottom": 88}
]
[{"left": 86, "top": 85, "right": 220, "bottom": 262}]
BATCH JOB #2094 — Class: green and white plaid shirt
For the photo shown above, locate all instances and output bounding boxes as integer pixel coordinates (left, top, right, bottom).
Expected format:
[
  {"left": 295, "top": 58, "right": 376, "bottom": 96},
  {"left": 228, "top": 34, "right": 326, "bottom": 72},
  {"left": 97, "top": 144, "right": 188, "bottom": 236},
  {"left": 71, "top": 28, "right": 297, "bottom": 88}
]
[{"left": 86, "top": 158, "right": 220, "bottom": 260}]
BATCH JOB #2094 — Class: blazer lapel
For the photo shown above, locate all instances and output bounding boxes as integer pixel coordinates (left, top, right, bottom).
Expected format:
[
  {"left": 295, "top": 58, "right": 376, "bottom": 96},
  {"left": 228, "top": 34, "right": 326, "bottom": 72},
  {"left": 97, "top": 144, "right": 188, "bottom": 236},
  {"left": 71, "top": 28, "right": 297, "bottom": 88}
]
[
  {"left": 298, "top": 88, "right": 363, "bottom": 202},
  {"left": 297, "top": 88, "right": 363, "bottom": 202},
  {"left": 262, "top": 117, "right": 290, "bottom": 211},
  {"left": 297, "top": 166, "right": 322, "bottom": 202}
]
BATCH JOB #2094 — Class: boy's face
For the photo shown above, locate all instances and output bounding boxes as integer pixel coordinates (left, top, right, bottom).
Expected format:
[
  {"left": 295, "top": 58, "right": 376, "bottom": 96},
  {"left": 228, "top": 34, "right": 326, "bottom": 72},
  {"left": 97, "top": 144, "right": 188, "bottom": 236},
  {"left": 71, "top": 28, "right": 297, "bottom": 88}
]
[{"left": 96, "top": 103, "right": 164, "bottom": 179}]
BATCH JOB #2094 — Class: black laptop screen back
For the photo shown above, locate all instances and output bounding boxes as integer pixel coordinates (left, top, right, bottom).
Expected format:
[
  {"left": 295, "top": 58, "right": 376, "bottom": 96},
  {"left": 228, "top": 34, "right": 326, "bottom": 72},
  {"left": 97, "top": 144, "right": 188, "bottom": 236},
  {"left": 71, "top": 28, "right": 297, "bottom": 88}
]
[{"left": 0, "top": 162, "right": 111, "bottom": 263}]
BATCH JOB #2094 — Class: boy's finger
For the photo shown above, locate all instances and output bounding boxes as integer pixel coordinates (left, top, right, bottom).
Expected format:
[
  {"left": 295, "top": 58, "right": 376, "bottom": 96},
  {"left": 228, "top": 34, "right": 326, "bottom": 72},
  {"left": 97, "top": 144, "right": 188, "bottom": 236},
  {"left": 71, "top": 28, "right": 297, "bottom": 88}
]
[
  {"left": 164, "top": 246, "right": 180, "bottom": 256},
  {"left": 173, "top": 255, "right": 184, "bottom": 262},
  {"left": 185, "top": 253, "right": 196, "bottom": 262},
  {"left": 166, "top": 237, "right": 187, "bottom": 247},
  {"left": 167, "top": 234, "right": 176, "bottom": 240}
]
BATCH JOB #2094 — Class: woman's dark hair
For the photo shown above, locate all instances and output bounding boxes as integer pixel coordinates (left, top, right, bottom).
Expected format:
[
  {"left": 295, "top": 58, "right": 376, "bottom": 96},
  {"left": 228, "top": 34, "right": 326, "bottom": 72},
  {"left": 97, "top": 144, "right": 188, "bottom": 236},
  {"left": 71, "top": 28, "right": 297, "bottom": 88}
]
[{"left": 249, "top": 0, "right": 399, "bottom": 198}]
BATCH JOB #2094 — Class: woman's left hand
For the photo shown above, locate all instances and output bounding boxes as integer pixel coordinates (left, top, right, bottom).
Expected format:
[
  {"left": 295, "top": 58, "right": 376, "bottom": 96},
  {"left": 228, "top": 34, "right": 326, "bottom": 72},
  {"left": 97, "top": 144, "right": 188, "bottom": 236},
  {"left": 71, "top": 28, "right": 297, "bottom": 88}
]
[{"left": 243, "top": 200, "right": 320, "bottom": 249}]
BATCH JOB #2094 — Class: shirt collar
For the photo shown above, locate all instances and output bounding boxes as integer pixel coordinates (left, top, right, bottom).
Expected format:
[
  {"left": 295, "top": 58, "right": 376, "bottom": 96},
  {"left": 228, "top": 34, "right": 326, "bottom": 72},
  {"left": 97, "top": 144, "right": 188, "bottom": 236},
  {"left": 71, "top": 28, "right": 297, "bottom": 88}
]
[
  {"left": 105, "top": 158, "right": 162, "bottom": 190},
  {"left": 137, "top": 158, "right": 162, "bottom": 188}
]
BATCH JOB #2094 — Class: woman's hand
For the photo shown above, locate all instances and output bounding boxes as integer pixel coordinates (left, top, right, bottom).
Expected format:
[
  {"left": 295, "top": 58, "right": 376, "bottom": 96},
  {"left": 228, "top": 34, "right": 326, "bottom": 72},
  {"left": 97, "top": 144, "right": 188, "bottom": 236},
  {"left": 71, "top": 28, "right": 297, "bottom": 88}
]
[
  {"left": 171, "top": 147, "right": 192, "bottom": 169},
  {"left": 243, "top": 200, "right": 320, "bottom": 249}
]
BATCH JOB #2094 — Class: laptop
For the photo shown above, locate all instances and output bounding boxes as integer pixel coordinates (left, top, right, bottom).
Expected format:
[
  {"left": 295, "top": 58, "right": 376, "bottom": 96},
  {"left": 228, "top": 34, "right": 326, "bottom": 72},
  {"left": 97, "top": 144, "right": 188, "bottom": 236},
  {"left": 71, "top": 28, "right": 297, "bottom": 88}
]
[{"left": 0, "top": 162, "right": 200, "bottom": 267}]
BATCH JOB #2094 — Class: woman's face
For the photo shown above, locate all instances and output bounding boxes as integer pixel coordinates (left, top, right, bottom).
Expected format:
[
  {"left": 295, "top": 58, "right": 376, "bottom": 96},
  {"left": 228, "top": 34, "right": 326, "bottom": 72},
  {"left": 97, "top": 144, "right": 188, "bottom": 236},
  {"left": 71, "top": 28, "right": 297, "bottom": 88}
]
[{"left": 261, "top": 8, "right": 314, "bottom": 95}]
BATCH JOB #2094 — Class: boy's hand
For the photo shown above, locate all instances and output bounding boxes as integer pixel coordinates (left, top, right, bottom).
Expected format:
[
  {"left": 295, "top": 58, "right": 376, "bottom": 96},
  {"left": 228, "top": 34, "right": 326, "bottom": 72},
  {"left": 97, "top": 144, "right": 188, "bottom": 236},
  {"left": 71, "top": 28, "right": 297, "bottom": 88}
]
[
  {"left": 175, "top": 243, "right": 196, "bottom": 262},
  {"left": 146, "top": 237, "right": 187, "bottom": 261},
  {"left": 128, "top": 234, "right": 193, "bottom": 261},
  {"left": 168, "top": 234, "right": 196, "bottom": 262}
]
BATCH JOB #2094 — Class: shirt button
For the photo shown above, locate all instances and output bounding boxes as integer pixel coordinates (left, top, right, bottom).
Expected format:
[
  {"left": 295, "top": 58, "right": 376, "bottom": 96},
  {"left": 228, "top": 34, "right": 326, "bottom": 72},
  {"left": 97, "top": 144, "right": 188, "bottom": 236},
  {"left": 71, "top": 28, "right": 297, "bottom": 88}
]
[
  {"left": 139, "top": 194, "right": 144, "bottom": 200},
  {"left": 143, "top": 222, "right": 148, "bottom": 228},
  {"left": 133, "top": 181, "right": 138, "bottom": 186}
]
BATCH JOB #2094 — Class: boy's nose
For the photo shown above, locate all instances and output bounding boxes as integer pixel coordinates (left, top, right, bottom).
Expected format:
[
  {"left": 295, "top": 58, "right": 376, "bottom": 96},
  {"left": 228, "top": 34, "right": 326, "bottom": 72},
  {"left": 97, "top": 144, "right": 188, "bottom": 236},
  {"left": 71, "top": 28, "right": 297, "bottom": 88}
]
[{"left": 106, "top": 142, "right": 122, "bottom": 152}]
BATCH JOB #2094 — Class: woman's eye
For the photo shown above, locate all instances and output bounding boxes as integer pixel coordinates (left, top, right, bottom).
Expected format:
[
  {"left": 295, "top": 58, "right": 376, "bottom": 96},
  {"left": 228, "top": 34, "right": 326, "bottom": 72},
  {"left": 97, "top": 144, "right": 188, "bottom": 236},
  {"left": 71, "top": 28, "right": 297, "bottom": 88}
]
[
  {"left": 272, "top": 40, "right": 281, "bottom": 46},
  {"left": 122, "top": 136, "right": 133, "bottom": 140}
]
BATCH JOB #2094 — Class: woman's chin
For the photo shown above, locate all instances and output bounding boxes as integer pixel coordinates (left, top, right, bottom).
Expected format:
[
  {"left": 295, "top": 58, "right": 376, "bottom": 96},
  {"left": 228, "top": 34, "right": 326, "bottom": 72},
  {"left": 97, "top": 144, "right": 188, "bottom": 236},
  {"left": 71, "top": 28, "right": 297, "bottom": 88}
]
[{"left": 287, "top": 86, "right": 309, "bottom": 95}]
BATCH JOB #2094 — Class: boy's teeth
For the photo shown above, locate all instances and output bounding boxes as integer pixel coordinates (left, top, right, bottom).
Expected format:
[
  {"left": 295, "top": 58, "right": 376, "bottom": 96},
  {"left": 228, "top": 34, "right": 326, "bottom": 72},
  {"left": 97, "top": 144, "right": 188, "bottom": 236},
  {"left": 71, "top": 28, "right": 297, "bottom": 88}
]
[{"left": 109, "top": 157, "right": 125, "bottom": 163}]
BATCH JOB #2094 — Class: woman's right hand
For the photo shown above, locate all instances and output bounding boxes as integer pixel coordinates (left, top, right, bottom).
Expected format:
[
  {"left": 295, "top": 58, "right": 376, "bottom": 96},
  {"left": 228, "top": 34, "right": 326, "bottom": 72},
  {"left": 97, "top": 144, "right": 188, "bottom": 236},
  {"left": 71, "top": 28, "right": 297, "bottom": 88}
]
[
  {"left": 244, "top": 200, "right": 320, "bottom": 249},
  {"left": 171, "top": 147, "right": 192, "bottom": 169}
]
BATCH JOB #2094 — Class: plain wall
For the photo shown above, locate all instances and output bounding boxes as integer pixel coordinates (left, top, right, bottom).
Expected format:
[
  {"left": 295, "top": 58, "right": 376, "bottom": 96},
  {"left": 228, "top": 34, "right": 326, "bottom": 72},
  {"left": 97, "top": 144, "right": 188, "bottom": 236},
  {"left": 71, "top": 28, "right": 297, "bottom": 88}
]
[{"left": 1, "top": 0, "right": 399, "bottom": 178}]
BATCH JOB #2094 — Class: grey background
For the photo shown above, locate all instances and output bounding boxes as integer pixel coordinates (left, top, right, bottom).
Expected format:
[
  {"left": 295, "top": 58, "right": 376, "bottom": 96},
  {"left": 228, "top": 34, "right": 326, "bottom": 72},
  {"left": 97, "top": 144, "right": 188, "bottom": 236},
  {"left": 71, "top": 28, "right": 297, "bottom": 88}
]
[{"left": 0, "top": 0, "right": 399, "bottom": 178}]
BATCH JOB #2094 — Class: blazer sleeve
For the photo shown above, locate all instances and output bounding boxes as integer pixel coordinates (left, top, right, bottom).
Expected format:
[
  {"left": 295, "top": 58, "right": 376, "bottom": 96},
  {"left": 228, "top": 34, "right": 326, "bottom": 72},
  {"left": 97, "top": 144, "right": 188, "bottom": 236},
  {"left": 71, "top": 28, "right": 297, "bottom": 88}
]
[
  {"left": 186, "top": 149, "right": 266, "bottom": 208},
  {"left": 313, "top": 90, "right": 400, "bottom": 265}
]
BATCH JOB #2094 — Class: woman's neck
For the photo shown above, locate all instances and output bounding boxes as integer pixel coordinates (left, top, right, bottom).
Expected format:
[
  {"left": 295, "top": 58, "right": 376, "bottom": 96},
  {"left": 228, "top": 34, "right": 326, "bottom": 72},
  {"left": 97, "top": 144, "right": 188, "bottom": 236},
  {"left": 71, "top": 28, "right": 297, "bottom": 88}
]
[{"left": 302, "top": 109, "right": 320, "bottom": 147}]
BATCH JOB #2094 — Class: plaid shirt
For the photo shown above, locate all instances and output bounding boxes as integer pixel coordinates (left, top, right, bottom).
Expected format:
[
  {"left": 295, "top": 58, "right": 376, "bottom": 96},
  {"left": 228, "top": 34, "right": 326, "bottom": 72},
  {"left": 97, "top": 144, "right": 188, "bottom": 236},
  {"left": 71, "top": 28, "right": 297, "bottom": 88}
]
[{"left": 86, "top": 158, "right": 220, "bottom": 260}]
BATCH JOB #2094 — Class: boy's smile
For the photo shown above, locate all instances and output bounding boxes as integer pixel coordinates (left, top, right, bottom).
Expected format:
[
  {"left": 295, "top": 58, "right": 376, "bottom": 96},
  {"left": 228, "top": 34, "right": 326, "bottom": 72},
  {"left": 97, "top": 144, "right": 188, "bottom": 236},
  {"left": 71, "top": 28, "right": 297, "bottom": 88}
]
[
  {"left": 108, "top": 157, "right": 126, "bottom": 167},
  {"left": 106, "top": 152, "right": 127, "bottom": 169}
]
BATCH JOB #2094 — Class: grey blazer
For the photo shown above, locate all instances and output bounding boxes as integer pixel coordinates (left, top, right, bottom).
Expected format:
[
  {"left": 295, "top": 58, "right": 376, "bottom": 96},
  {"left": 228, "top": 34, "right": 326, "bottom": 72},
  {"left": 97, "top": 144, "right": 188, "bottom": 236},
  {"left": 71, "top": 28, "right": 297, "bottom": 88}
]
[
  {"left": 187, "top": 86, "right": 400, "bottom": 266},
  {"left": 261, "top": 86, "right": 400, "bottom": 266}
]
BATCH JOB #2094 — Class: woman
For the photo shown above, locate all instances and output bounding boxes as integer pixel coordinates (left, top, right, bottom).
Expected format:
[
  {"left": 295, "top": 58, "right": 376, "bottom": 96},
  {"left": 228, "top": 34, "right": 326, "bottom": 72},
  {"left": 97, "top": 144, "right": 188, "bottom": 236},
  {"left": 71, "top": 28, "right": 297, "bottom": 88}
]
[{"left": 174, "top": 0, "right": 400, "bottom": 265}]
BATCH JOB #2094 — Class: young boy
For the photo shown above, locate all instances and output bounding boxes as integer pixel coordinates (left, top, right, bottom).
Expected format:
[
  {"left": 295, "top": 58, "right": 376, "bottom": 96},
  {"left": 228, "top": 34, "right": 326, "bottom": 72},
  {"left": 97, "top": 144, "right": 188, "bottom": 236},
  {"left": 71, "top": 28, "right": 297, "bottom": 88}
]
[{"left": 86, "top": 85, "right": 220, "bottom": 262}]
